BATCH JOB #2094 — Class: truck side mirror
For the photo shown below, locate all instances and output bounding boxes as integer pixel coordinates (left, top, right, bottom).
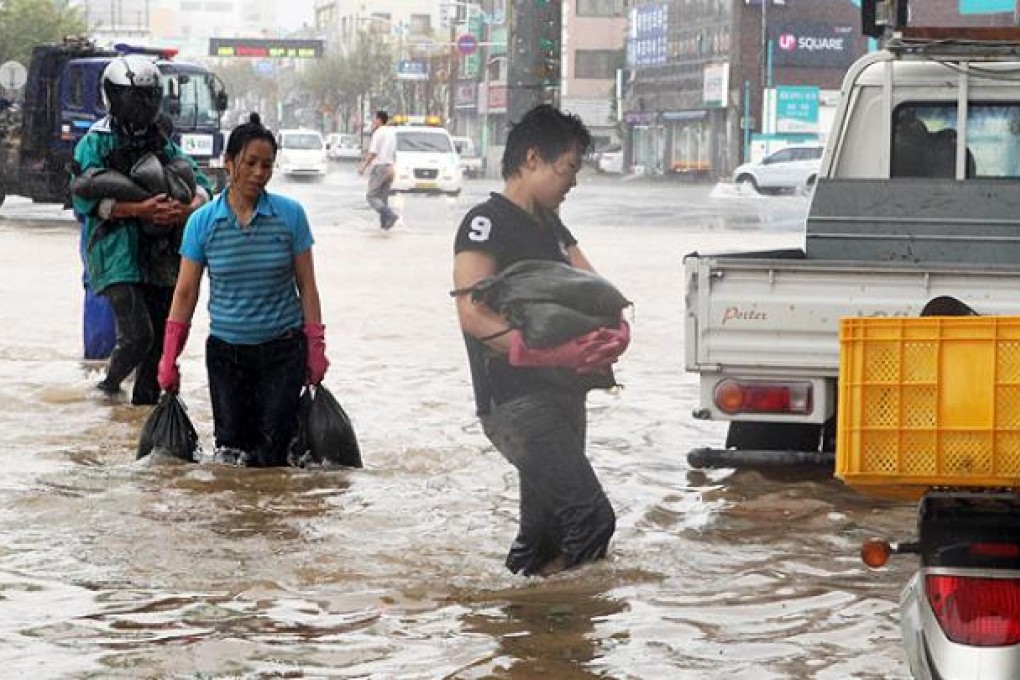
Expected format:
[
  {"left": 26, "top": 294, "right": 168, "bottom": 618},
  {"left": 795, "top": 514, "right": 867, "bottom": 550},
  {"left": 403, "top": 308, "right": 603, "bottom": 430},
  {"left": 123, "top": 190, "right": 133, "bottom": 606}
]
[{"left": 215, "top": 90, "right": 228, "bottom": 112}]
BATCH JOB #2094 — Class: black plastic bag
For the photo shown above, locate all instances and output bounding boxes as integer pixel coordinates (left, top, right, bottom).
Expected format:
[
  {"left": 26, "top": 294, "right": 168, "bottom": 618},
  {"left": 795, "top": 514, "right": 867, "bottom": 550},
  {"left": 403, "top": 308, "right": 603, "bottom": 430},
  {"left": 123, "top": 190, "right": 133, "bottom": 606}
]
[
  {"left": 467, "top": 260, "right": 631, "bottom": 348},
  {"left": 137, "top": 392, "right": 200, "bottom": 462},
  {"left": 288, "top": 386, "right": 362, "bottom": 468}
]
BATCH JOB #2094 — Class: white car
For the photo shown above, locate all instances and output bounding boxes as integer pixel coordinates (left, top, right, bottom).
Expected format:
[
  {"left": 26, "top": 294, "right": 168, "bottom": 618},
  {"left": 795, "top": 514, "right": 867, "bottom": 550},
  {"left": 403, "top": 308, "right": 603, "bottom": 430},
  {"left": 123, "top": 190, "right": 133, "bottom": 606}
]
[
  {"left": 451, "top": 136, "right": 483, "bottom": 178},
  {"left": 327, "top": 133, "right": 361, "bottom": 161},
  {"left": 276, "top": 129, "right": 327, "bottom": 178},
  {"left": 595, "top": 144, "right": 624, "bottom": 174},
  {"left": 391, "top": 126, "right": 462, "bottom": 196},
  {"left": 732, "top": 144, "right": 823, "bottom": 194}
]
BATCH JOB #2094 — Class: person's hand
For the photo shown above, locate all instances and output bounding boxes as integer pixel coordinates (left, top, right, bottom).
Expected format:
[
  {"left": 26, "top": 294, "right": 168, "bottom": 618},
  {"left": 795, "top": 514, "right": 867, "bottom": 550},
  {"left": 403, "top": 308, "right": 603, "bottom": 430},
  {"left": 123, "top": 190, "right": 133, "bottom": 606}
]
[
  {"left": 157, "top": 319, "right": 190, "bottom": 392},
  {"left": 153, "top": 198, "right": 190, "bottom": 227},
  {"left": 507, "top": 328, "right": 610, "bottom": 370},
  {"left": 303, "top": 322, "right": 329, "bottom": 385},
  {"left": 135, "top": 193, "right": 169, "bottom": 222},
  {"left": 357, "top": 163, "right": 365, "bottom": 176},
  {"left": 578, "top": 320, "right": 630, "bottom": 373}
]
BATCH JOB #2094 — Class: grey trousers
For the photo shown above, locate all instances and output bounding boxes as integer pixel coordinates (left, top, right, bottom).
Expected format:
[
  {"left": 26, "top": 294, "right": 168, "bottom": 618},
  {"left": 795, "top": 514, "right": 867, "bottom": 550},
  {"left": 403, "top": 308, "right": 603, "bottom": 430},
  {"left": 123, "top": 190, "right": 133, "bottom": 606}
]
[
  {"left": 481, "top": 390, "right": 616, "bottom": 575},
  {"left": 366, "top": 164, "right": 397, "bottom": 225}
]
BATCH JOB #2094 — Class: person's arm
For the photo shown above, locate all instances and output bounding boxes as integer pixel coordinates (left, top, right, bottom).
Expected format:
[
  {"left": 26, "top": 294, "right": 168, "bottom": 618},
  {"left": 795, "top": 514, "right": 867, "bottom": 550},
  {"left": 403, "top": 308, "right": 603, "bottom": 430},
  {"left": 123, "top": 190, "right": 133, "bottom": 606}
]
[
  {"left": 358, "top": 130, "right": 381, "bottom": 174},
  {"left": 167, "top": 257, "right": 204, "bottom": 324},
  {"left": 294, "top": 248, "right": 329, "bottom": 384},
  {"left": 157, "top": 256, "right": 204, "bottom": 392},
  {"left": 357, "top": 151, "right": 377, "bottom": 175},
  {"left": 566, "top": 244, "right": 595, "bottom": 273},
  {"left": 453, "top": 250, "right": 517, "bottom": 353},
  {"left": 293, "top": 249, "right": 322, "bottom": 325}
]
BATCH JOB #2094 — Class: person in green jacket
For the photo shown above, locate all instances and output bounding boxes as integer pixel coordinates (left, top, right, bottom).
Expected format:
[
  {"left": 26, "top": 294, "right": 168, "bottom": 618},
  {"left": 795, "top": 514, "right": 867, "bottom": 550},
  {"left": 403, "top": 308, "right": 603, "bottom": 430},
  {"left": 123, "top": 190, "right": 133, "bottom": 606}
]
[{"left": 72, "top": 54, "right": 210, "bottom": 405}]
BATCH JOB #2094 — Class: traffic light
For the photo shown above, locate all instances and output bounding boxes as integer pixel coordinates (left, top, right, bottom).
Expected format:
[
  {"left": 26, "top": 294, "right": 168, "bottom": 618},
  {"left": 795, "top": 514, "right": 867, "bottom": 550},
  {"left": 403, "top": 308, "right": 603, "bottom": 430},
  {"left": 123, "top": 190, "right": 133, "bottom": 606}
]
[
  {"left": 535, "top": 0, "right": 561, "bottom": 87},
  {"left": 509, "top": 0, "right": 562, "bottom": 121}
]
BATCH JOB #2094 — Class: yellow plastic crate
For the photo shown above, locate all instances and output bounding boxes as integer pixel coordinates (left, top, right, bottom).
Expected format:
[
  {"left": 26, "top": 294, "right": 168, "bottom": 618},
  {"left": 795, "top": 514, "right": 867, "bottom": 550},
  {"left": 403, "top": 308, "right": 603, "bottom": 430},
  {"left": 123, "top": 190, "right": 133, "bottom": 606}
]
[{"left": 837, "top": 316, "right": 1020, "bottom": 499}]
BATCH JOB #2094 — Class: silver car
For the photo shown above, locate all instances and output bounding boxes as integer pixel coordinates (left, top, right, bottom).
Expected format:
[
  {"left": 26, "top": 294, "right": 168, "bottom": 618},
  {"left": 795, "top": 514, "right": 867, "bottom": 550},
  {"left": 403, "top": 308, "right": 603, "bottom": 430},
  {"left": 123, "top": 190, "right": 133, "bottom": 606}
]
[{"left": 732, "top": 144, "right": 823, "bottom": 194}]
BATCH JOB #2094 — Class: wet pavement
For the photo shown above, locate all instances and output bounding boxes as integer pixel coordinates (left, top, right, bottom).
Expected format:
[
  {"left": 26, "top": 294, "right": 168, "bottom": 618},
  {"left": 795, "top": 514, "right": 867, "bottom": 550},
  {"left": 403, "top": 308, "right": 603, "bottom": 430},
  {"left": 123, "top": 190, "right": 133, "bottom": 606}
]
[{"left": 0, "top": 168, "right": 914, "bottom": 678}]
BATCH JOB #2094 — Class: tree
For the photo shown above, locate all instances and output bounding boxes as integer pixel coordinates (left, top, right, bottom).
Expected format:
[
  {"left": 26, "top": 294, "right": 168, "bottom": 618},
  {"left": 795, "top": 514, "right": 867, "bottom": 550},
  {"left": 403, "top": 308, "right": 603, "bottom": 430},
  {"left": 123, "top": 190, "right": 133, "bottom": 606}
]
[
  {"left": 0, "top": 0, "right": 85, "bottom": 66},
  {"left": 300, "top": 31, "right": 400, "bottom": 132}
]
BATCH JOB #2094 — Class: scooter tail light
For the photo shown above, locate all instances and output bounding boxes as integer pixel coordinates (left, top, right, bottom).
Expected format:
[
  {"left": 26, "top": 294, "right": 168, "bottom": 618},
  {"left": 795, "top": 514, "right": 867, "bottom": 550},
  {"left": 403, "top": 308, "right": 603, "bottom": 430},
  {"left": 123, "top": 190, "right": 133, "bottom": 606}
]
[{"left": 926, "top": 574, "right": 1020, "bottom": 646}]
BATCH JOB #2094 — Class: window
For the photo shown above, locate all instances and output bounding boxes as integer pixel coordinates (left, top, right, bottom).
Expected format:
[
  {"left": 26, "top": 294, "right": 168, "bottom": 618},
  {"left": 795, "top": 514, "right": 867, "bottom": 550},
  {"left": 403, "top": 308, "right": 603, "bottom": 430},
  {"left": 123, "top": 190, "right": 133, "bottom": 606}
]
[
  {"left": 67, "top": 67, "right": 84, "bottom": 109},
  {"left": 575, "top": 50, "right": 618, "bottom": 80},
  {"left": 767, "top": 149, "right": 795, "bottom": 164},
  {"left": 396, "top": 131, "right": 453, "bottom": 153},
  {"left": 281, "top": 133, "right": 324, "bottom": 150},
  {"left": 576, "top": 0, "right": 624, "bottom": 16},
  {"left": 892, "top": 103, "right": 1020, "bottom": 179}
]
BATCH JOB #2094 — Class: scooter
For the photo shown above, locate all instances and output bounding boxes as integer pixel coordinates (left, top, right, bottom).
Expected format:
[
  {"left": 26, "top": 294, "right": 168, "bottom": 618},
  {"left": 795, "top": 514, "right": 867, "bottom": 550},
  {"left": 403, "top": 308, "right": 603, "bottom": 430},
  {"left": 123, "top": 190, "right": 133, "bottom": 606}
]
[
  {"left": 862, "top": 491, "right": 1020, "bottom": 678},
  {"left": 844, "top": 299, "right": 1020, "bottom": 678}
]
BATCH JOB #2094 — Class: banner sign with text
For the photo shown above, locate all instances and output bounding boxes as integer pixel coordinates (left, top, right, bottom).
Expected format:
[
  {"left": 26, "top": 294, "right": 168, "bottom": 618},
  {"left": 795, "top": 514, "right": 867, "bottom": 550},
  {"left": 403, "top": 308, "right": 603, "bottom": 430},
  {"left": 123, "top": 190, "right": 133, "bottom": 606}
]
[
  {"left": 208, "top": 38, "right": 324, "bottom": 59},
  {"left": 769, "top": 22, "right": 855, "bottom": 68}
]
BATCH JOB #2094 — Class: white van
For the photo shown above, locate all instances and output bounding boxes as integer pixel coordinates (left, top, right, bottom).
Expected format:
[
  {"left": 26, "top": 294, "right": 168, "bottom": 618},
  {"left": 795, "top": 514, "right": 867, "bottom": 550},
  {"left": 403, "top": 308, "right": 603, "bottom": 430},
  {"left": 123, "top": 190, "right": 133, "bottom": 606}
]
[
  {"left": 276, "top": 129, "right": 327, "bottom": 178},
  {"left": 451, "top": 136, "right": 483, "bottom": 178},
  {"left": 391, "top": 126, "right": 462, "bottom": 196}
]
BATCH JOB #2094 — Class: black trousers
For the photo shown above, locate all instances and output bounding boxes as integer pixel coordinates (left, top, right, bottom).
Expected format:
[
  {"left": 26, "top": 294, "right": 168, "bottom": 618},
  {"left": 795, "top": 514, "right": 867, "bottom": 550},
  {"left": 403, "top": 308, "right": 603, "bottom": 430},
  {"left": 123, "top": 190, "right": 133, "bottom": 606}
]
[
  {"left": 205, "top": 331, "right": 306, "bottom": 467},
  {"left": 481, "top": 390, "right": 616, "bottom": 575},
  {"left": 101, "top": 283, "right": 172, "bottom": 405}
]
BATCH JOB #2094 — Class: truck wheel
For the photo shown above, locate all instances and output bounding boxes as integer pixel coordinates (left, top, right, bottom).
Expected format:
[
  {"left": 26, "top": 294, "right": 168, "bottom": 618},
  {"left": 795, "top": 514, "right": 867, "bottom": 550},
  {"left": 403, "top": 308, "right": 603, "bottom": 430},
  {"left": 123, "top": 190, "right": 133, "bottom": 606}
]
[
  {"left": 725, "top": 421, "right": 821, "bottom": 452},
  {"left": 735, "top": 174, "right": 759, "bottom": 193},
  {"left": 0, "top": 189, "right": 5, "bottom": 208}
]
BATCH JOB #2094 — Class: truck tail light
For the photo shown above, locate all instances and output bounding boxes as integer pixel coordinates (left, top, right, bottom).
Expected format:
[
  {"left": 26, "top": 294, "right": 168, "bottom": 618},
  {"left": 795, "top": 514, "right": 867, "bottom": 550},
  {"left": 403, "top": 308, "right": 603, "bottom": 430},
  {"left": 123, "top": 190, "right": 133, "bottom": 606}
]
[
  {"left": 60, "top": 124, "right": 72, "bottom": 141},
  {"left": 926, "top": 573, "right": 1020, "bottom": 646},
  {"left": 713, "top": 379, "right": 812, "bottom": 415}
]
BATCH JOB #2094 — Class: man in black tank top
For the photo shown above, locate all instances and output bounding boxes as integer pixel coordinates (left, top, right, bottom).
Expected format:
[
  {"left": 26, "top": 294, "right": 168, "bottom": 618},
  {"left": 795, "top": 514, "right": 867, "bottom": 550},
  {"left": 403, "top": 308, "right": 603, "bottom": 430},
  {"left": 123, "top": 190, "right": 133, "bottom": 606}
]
[{"left": 452, "top": 105, "right": 631, "bottom": 576}]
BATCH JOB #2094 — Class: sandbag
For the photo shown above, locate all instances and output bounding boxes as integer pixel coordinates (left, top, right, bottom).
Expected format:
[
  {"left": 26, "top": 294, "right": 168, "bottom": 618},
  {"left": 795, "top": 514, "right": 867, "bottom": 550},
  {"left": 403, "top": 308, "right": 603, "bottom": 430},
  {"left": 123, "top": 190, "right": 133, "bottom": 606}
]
[
  {"left": 70, "top": 167, "right": 150, "bottom": 202},
  {"left": 288, "top": 386, "right": 362, "bottom": 468},
  {"left": 137, "top": 392, "right": 200, "bottom": 462},
  {"left": 130, "top": 153, "right": 168, "bottom": 195},
  {"left": 164, "top": 157, "right": 197, "bottom": 203},
  {"left": 468, "top": 259, "right": 631, "bottom": 348}
]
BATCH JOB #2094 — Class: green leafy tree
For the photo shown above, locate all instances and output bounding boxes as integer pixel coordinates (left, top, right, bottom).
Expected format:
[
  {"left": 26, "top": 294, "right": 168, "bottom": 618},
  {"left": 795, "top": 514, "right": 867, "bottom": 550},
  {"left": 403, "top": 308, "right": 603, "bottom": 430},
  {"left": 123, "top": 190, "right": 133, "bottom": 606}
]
[
  {"left": 301, "top": 31, "right": 400, "bottom": 132},
  {"left": 0, "top": 0, "right": 85, "bottom": 66}
]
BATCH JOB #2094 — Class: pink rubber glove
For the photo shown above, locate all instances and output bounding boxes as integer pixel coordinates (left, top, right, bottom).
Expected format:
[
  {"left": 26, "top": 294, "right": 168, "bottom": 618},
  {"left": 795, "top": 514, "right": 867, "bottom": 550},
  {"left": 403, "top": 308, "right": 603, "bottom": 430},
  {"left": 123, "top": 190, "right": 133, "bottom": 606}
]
[
  {"left": 304, "top": 322, "right": 330, "bottom": 385},
  {"left": 507, "top": 328, "right": 609, "bottom": 370},
  {"left": 579, "top": 319, "right": 631, "bottom": 372},
  {"left": 157, "top": 319, "right": 190, "bottom": 392}
]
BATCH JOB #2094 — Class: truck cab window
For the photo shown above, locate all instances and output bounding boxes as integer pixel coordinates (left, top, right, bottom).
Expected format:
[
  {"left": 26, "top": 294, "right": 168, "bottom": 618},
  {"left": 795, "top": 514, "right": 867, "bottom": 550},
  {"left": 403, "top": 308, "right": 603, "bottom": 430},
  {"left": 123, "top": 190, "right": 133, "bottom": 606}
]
[
  {"left": 67, "top": 68, "right": 84, "bottom": 109},
  {"left": 892, "top": 103, "right": 1020, "bottom": 179},
  {"left": 161, "top": 71, "right": 218, "bottom": 129}
]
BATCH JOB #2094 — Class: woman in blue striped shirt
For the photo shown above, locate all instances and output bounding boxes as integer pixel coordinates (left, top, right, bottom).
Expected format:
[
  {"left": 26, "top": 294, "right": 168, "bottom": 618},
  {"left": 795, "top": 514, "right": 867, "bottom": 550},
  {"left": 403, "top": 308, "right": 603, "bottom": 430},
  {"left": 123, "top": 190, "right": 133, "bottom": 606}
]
[{"left": 157, "top": 113, "right": 330, "bottom": 467}]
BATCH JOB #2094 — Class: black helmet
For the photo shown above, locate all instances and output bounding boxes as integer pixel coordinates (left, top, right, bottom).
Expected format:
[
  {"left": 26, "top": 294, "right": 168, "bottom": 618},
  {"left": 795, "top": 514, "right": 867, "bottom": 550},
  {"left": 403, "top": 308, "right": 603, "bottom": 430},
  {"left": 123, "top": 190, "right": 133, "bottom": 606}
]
[{"left": 101, "top": 54, "right": 163, "bottom": 134}]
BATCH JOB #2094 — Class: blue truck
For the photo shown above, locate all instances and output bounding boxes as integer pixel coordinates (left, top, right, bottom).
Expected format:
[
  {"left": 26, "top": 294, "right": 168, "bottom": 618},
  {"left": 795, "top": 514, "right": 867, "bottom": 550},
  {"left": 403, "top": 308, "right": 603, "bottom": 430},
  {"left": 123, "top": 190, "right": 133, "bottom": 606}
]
[
  {"left": 0, "top": 38, "right": 230, "bottom": 358},
  {"left": 0, "top": 37, "right": 229, "bottom": 208}
]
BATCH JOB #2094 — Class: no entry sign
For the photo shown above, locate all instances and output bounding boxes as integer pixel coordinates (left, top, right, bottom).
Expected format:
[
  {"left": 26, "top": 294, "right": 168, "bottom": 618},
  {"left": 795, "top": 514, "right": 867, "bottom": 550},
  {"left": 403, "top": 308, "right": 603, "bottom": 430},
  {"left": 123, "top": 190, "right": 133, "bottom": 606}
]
[{"left": 456, "top": 34, "right": 478, "bottom": 55}]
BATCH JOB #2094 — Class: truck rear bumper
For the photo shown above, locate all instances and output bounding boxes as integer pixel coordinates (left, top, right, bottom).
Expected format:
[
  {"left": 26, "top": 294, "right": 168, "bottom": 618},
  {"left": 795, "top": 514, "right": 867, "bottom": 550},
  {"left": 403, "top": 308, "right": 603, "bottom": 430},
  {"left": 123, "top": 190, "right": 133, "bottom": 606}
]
[{"left": 687, "top": 447, "right": 835, "bottom": 468}]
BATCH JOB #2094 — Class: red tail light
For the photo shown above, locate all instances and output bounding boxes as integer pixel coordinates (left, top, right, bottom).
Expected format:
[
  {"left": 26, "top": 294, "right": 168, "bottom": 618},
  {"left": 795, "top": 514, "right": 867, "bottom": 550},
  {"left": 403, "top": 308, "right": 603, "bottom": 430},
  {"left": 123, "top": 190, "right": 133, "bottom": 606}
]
[
  {"left": 926, "top": 574, "right": 1020, "bottom": 646},
  {"left": 714, "top": 379, "right": 812, "bottom": 415}
]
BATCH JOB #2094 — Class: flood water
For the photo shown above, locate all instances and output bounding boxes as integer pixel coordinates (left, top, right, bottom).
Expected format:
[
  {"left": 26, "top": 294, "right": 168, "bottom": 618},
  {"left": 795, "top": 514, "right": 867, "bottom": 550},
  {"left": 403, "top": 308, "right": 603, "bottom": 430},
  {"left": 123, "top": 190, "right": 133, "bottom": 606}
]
[{"left": 0, "top": 174, "right": 915, "bottom": 678}]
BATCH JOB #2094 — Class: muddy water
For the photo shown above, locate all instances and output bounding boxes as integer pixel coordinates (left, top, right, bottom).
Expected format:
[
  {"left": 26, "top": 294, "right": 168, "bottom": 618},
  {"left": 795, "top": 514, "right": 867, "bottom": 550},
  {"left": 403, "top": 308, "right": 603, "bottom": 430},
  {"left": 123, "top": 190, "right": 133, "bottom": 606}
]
[{"left": 0, "top": 181, "right": 913, "bottom": 678}]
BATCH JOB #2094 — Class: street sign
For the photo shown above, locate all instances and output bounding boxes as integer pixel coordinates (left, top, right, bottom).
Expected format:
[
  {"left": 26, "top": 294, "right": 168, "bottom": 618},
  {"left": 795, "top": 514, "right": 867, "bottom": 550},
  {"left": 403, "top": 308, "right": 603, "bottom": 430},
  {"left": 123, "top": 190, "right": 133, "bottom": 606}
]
[
  {"left": 456, "top": 34, "right": 478, "bottom": 56},
  {"left": 0, "top": 61, "right": 27, "bottom": 90}
]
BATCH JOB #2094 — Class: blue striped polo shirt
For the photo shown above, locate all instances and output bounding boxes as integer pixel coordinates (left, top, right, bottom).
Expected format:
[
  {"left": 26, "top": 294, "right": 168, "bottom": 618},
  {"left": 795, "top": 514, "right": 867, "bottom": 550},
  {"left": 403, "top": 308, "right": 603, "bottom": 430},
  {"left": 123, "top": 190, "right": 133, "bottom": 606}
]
[{"left": 180, "top": 189, "right": 314, "bottom": 345}]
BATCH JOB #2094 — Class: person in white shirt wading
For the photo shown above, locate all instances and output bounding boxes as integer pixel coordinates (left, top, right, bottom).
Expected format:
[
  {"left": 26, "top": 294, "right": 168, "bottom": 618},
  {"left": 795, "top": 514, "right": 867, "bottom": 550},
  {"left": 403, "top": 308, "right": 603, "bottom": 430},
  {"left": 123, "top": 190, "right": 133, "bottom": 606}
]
[{"left": 357, "top": 110, "right": 399, "bottom": 230}]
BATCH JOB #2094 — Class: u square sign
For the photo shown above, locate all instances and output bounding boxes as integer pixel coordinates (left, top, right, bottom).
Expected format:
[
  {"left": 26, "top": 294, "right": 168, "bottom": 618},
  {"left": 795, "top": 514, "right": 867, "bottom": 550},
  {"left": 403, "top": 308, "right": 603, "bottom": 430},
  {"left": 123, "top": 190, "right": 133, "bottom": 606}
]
[{"left": 769, "top": 22, "right": 856, "bottom": 68}]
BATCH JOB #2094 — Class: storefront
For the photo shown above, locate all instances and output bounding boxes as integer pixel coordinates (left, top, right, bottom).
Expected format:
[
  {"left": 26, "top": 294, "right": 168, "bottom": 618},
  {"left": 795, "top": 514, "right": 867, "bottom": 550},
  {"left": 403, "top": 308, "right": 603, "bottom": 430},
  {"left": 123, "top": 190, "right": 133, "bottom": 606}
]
[
  {"left": 625, "top": 111, "right": 664, "bottom": 172},
  {"left": 663, "top": 110, "right": 710, "bottom": 175}
]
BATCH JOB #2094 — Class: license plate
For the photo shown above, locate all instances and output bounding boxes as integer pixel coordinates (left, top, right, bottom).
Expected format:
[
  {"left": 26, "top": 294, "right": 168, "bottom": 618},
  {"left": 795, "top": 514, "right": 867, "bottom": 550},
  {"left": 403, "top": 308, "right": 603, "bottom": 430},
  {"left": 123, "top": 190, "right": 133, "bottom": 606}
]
[{"left": 416, "top": 181, "right": 437, "bottom": 190}]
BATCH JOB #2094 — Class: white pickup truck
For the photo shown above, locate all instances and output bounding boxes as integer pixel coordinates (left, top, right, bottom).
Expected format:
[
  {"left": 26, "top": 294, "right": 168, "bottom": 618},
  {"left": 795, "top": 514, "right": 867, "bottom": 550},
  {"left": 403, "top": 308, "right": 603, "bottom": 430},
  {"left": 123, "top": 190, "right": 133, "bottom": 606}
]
[{"left": 685, "top": 21, "right": 1020, "bottom": 467}]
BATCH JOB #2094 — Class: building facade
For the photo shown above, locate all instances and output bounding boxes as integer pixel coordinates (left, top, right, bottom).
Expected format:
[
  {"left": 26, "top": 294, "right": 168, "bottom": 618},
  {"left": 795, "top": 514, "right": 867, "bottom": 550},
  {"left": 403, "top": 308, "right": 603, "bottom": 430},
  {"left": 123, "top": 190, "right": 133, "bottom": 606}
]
[{"left": 621, "top": 0, "right": 1017, "bottom": 180}]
